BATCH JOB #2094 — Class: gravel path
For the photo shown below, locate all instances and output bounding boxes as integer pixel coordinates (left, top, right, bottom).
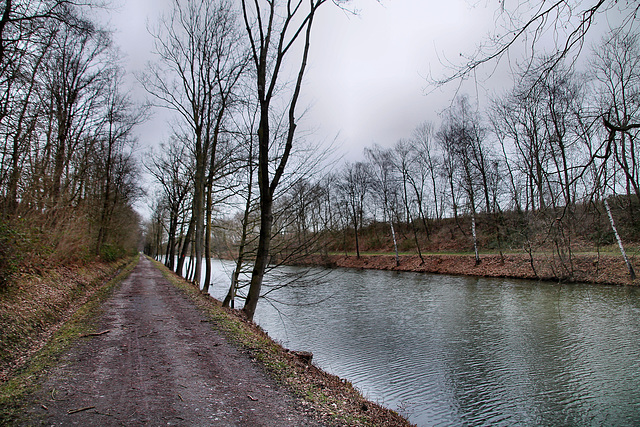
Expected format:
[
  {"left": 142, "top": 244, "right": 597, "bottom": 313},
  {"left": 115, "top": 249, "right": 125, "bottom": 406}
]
[{"left": 21, "top": 256, "right": 322, "bottom": 426}]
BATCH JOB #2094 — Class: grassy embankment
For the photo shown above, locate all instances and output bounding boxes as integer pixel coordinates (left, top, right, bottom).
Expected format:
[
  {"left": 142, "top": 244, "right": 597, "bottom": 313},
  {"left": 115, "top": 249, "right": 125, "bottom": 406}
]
[
  {"left": 310, "top": 206, "right": 640, "bottom": 285},
  {"left": 302, "top": 251, "right": 639, "bottom": 286},
  {"left": 0, "top": 255, "right": 139, "bottom": 423},
  {"left": 151, "top": 257, "right": 412, "bottom": 427}
]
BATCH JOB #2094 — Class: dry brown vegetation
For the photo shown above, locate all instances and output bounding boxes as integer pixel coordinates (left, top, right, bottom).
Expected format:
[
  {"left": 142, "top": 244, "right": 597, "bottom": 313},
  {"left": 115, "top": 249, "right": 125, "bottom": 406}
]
[
  {"left": 297, "top": 253, "right": 639, "bottom": 287},
  {"left": 314, "top": 198, "right": 640, "bottom": 286},
  {"left": 0, "top": 257, "right": 132, "bottom": 383}
]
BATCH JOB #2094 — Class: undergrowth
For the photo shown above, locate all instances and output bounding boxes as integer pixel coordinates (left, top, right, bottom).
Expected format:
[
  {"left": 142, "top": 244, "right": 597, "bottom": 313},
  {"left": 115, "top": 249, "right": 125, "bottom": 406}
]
[{"left": 0, "top": 255, "right": 139, "bottom": 424}]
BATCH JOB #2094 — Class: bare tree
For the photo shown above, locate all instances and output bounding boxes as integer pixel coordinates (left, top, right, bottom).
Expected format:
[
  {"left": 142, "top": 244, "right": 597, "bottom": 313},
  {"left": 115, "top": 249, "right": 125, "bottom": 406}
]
[
  {"left": 593, "top": 30, "right": 640, "bottom": 203},
  {"left": 337, "top": 161, "right": 370, "bottom": 259},
  {"left": 433, "top": 0, "right": 640, "bottom": 86},
  {"left": 0, "top": 23, "right": 54, "bottom": 215},
  {"left": 222, "top": 137, "right": 257, "bottom": 308},
  {"left": 392, "top": 140, "right": 425, "bottom": 263},
  {"left": 437, "top": 96, "right": 489, "bottom": 265},
  {"left": 410, "top": 121, "right": 442, "bottom": 221},
  {"left": 589, "top": 29, "right": 640, "bottom": 279},
  {"left": 0, "top": 1, "right": 95, "bottom": 78},
  {"left": 491, "top": 72, "right": 551, "bottom": 212},
  {"left": 41, "top": 21, "right": 112, "bottom": 206},
  {"left": 143, "top": 0, "right": 247, "bottom": 287},
  {"left": 94, "top": 71, "right": 146, "bottom": 255},
  {"left": 365, "top": 145, "right": 400, "bottom": 266},
  {"left": 0, "top": 2, "right": 143, "bottom": 264},
  {"left": 145, "top": 137, "right": 194, "bottom": 271},
  {"left": 240, "top": 0, "right": 349, "bottom": 320}
]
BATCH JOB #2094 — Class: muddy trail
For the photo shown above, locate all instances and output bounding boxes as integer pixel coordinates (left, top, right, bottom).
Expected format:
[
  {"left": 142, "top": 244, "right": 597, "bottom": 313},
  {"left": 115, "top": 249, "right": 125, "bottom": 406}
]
[{"left": 20, "top": 257, "right": 322, "bottom": 426}]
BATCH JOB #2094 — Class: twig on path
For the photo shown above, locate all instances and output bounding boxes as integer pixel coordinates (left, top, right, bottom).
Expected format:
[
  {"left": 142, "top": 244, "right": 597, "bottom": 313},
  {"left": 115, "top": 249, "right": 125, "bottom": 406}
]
[
  {"left": 67, "top": 406, "right": 95, "bottom": 414},
  {"left": 80, "top": 330, "right": 111, "bottom": 338},
  {"left": 247, "top": 395, "right": 258, "bottom": 401},
  {"left": 178, "top": 393, "right": 184, "bottom": 401}
]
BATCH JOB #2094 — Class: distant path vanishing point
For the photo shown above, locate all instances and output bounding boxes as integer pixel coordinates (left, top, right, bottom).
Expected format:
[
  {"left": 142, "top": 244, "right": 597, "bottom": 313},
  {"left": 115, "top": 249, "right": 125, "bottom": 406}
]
[{"left": 21, "top": 256, "right": 322, "bottom": 426}]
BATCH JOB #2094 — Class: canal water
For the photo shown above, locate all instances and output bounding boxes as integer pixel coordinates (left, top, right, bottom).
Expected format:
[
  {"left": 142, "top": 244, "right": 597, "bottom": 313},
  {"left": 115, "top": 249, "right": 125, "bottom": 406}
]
[{"left": 202, "top": 259, "right": 640, "bottom": 426}]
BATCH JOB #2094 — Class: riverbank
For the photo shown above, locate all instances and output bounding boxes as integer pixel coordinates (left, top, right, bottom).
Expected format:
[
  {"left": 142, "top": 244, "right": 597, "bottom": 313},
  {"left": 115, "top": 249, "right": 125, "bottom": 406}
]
[
  {"left": 154, "top": 258, "right": 412, "bottom": 426},
  {"left": 1, "top": 256, "right": 411, "bottom": 426},
  {"left": 295, "top": 253, "right": 640, "bottom": 286}
]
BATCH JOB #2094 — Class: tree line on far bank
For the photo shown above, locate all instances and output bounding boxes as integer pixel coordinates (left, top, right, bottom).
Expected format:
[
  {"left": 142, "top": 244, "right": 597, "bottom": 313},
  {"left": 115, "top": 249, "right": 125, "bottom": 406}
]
[{"left": 143, "top": 0, "right": 640, "bottom": 319}]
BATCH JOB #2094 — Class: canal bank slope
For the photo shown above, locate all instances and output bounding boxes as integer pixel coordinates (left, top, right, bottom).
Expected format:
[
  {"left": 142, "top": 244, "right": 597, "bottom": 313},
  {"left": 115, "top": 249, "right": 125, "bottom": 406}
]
[
  {"left": 296, "top": 253, "right": 639, "bottom": 286},
  {"left": 4, "top": 256, "right": 411, "bottom": 426}
]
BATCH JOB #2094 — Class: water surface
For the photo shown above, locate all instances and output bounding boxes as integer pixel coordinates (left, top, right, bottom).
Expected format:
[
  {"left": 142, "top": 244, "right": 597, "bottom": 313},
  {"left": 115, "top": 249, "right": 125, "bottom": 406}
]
[{"left": 202, "top": 259, "right": 640, "bottom": 426}]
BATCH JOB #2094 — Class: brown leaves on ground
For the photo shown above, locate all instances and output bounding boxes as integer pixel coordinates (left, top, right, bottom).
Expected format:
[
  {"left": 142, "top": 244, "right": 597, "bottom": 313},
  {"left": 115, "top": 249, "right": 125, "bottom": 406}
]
[
  {"left": 299, "top": 253, "right": 639, "bottom": 286},
  {"left": 0, "top": 260, "right": 128, "bottom": 382}
]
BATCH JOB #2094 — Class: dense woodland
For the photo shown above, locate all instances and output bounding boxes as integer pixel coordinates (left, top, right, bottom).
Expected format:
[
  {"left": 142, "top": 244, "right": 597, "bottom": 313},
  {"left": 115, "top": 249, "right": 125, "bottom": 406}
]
[
  {"left": 0, "top": 1, "right": 143, "bottom": 287},
  {"left": 1, "top": 1, "right": 639, "bottom": 320}
]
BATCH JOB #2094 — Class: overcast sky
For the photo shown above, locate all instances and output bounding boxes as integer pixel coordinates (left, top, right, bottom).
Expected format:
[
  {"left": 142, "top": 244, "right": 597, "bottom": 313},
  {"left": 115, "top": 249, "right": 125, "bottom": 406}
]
[
  {"left": 104, "top": 0, "right": 509, "bottom": 161},
  {"left": 103, "top": 0, "right": 631, "bottom": 167}
]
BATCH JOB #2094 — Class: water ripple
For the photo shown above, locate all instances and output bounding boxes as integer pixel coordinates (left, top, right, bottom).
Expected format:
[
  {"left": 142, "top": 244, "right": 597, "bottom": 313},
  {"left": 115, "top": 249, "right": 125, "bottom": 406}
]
[{"left": 203, "top": 260, "right": 640, "bottom": 426}]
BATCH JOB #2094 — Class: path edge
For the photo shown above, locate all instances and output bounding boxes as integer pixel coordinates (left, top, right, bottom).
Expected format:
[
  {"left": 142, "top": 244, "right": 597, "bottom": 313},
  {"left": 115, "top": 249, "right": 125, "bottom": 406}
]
[
  {"left": 0, "top": 254, "right": 140, "bottom": 424},
  {"left": 150, "top": 256, "right": 413, "bottom": 427}
]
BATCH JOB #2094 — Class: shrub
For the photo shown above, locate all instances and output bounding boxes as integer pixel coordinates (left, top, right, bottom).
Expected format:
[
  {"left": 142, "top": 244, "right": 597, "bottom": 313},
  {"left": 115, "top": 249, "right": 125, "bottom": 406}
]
[
  {"left": 100, "top": 243, "right": 125, "bottom": 262},
  {"left": 0, "top": 221, "right": 26, "bottom": 290}
]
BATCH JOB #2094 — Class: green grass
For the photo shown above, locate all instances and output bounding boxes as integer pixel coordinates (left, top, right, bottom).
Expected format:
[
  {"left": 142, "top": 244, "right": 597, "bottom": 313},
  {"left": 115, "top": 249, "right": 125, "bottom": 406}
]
[{"left": 0, "top": 255, "right": 139, "bottom": 424}]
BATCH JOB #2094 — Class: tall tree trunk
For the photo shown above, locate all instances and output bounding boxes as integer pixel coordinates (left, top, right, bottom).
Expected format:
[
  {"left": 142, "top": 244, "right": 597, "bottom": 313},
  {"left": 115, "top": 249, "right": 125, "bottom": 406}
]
[
  {"left": 176, "top": 213, "right": 195, "bottom": 277},
  {"left": 403, "top": 176, "right": 424, "bottom": 263},
  {"left": 6, "top": 67, "right": 41, "bottom": 216},
  {"left": 472, "top": 209, "right": 480, "bottom": 266},
  {"left": 243, "top": 190, "right": 272, "bottom": 320},
  {"left": 242, "top": 96, "right": 272, "bottom": 320},
  {"left": 352, "top": 205, "right": 361, "bottom": 258},
  {"left": 96, "top": 129, "right": 114, "bottom": 255},
  {"left": 193, "top": 147, "right": 205, "bottom": 288},
  {"left": 389, "top": 219, "right": 399, "bottom": 267},
  {"left": 604, "top": 198, "right": 636, "bottom": 280},
  {"left": 0, "top": 0, "right": 12, "bottom": 66},
  {"left": 166, "top": 211, "right": 178, "bottom": 270},
  {"left": 52, "top": 122, "right": 67, "bottom": 203},
  {"left": 202, "top": 111, "right": 223, "bottom": 293},
  {"left": 241, "top": 0, "right": 321, "bottom": 321},
  {"left": 202, "top": 182, "right": 213, "bottom": 293}
]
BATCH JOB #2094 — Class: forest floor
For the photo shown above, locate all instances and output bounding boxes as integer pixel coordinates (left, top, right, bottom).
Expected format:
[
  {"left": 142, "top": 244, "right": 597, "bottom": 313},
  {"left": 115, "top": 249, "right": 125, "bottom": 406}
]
[
  {"left": 297, "top": 252, "right": 640, "bottom": 286},
  {"left": 5, "top": 256, "right": 410, "bottom": 426}
]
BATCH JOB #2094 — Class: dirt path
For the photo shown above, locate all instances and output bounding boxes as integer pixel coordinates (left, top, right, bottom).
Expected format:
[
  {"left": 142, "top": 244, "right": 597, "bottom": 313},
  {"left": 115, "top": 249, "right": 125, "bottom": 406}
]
[{"left": 21, "top": 257, "right": 322, "bottom": 426}]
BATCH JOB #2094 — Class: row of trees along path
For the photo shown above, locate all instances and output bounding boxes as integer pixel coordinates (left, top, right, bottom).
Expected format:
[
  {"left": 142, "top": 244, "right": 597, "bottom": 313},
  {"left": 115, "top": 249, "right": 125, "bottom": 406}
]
[
  {"left": 20, "top": 257, "right": 322, "bottom": 426},
  {"left": 145, "top": 0, "right": 640, "bottom": 309}
]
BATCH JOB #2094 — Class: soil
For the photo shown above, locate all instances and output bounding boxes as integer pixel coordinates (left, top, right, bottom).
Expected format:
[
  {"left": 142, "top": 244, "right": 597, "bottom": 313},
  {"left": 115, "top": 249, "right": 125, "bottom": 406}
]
[
  {"left": 19, "top": 256, "right": 323, "bottom": 426},
  {"left": 298, "top": 253, "right": 640, "bottom": 286}
]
